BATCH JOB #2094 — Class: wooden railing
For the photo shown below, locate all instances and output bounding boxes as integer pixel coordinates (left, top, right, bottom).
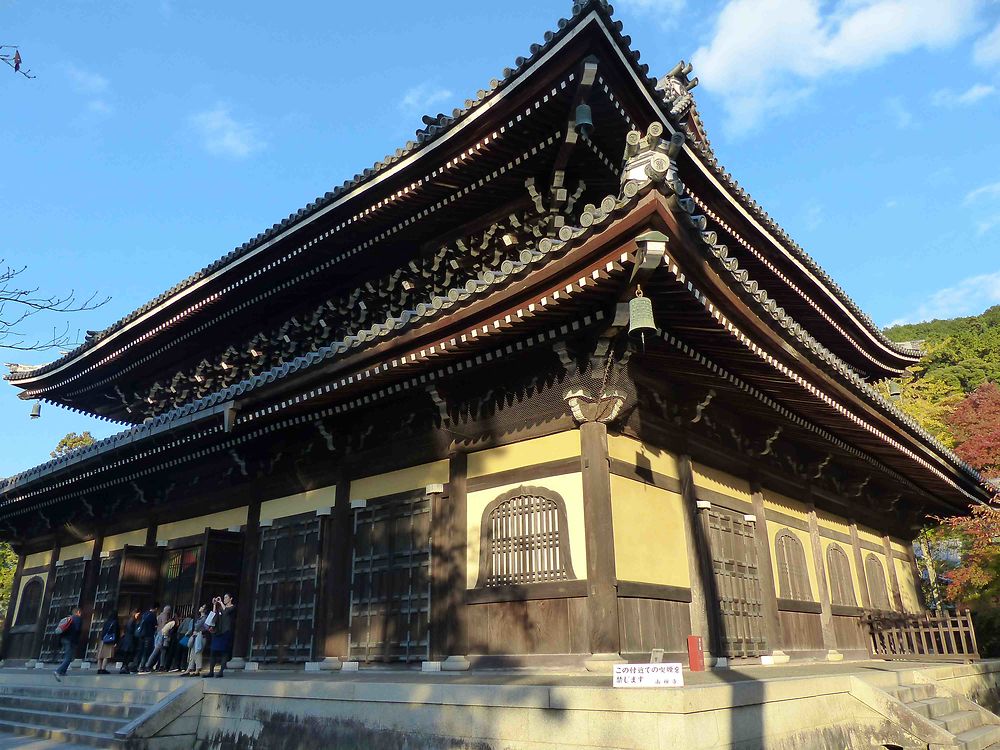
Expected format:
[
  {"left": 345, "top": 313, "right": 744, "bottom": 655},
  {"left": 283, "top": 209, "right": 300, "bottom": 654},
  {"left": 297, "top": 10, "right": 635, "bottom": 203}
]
[{"left": 862, "top": 609, "right": 979, "bottom": 662}]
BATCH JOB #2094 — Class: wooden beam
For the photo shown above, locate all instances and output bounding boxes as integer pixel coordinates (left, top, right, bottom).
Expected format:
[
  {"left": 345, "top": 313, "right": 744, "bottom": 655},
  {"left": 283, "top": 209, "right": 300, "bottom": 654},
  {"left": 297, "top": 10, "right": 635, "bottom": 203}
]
[
  {"left": 230, "top": 499, "right": 261, "bottom": 665},
  {"left": 677, "top": 453, "right": 719, "bottom": 660},
  {"left": 883, "top": 534, "right": 904, "bottom": 612},
  {"left": 77, "top": 533, "right": 105, "bottom": 659},
  {"left": 580, "top": 421, "right": 620, "bottom": 658},
  {"left": 806, "top": 502, "right": 837, "bottom": 655},
  {"left": 849, "top": 521, "right": 872, "bottom": 610},
  {"left": 31, "top": 542, "right": 60, "bottom": 660},
  {"left": 750, "top": 483, "right": 782, "bottom": 654},
  {"left": 320, "top": 479, "right": 352, "bottom": 659}
]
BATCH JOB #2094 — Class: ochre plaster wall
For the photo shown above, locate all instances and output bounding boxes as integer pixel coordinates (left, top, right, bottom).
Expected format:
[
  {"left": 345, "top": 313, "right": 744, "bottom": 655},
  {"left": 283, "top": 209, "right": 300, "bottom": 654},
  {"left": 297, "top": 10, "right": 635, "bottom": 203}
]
[
  {"left": 103, "top": 529, "right": 148, "bottom": 553},
  {"left": 261, "top": 485, "right": 338, "bottom": 522},
  {"left": 820, "top": 537, "right": 862, "bottom": 606},
  {"left": 466, "top": 472, "right": 586, "bottom": 589},
  {"left": 23, "top": 550, "right": 51, "bottom": 570},
  {"left": 59, "top": 540, "right": 95, "bottom": 561},
  {"left": 692, "top": 463, "right": 751, "bottom": 503},
  {"left": 157, "top": 508, "right": 248, "bottom": 543},
  {"left": 896, "top": 557, "right": 922, "bottom": 612},
  {"left": 607, "top": 435, "right": 679, "bottom": 479},
  {"left": 610, "top": 474, "right": 689, "bottom": 588},
  {"left": 350, "top": 460, "right": 449, "bottom": 500},
  {"left": 467, "top": 432, "right": 580, "bottom": 478}
]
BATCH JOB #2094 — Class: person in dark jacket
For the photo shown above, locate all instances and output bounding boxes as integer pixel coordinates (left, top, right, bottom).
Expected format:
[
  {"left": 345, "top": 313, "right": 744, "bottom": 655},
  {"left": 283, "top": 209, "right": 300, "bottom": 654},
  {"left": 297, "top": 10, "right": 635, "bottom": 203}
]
[
  {"left": 53, "top": 607, "right": 82, "bottom": 681},
  {"left": 205, "top": 594, "right": 235, "bottom": 678},
  {"left": 135, "top": 603, "right": 159, "bottom": 672},
  {"left": 96, "top": 612, "right": 120, "bottom": 674},
  {"left": 118, "top": 609, "right": 140, "bottom": 673}
]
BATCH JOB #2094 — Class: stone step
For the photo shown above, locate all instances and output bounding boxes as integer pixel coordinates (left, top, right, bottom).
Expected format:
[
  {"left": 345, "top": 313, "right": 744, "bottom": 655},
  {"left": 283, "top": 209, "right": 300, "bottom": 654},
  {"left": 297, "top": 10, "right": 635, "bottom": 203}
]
[
  {"left": 0, "top": 694, "right": 147, "bottom": 720},
  {"left": 891, "top": 684, "right": 936, "bottom": 703},
  {"left": 934, "top": 710, "right": 986, "bottom": 736},
  {"left": 0, "top": 683, "right": 168, "bottom": 706},
  {"left": 957, "top": 724, "right": 1000, "bottom": 750},
  {"left": 910, "top": 696, "right": 961, "bottom": 719},
  {"left": 0, "top": 719, "right": 115, "bottom": 749},
  {"left": 0, "top": 706, "right": 129, "bottom": 737}
]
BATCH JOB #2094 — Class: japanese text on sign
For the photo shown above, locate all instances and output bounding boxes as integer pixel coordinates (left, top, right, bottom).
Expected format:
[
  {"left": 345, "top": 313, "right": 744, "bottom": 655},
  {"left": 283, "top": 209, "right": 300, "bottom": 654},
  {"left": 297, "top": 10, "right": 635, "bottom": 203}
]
[{"left": 612, "top": 662, "right": 684, "bottom": 688}]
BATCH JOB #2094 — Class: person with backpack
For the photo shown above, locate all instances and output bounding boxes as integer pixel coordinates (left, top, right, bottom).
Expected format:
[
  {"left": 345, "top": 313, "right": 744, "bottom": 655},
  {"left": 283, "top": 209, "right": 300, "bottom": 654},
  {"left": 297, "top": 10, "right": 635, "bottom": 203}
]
[
  {"left": 142, "top": 606, "right": 174, "bottom": 673},
  {"left": 135, "top": 603, "right": 159, "bottom": 672},
  {"left": 118, "top": 609, "right": 140, "bottom": 673},
  {"left": 52, "top": 607, "right": 82, "bottom": 682},
  {"left": 205, "top": 594, "right": 235, "bottom": 678},
  {"left": 183, "top": 604, "right": 208, "bottom": 676},
  {"left": 96, "top": 611, "right": 120, "bottom": 674}
]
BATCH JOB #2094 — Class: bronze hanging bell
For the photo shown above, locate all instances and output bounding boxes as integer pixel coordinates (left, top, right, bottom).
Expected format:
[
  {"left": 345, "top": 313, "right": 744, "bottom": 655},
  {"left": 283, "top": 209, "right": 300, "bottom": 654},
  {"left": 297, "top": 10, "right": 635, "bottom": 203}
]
[
  {"left": 629, "top": 285, "right": 656, "bottom": 349},
  {"left": 29, "top": 401, "right": 41, "bottom": 419}
]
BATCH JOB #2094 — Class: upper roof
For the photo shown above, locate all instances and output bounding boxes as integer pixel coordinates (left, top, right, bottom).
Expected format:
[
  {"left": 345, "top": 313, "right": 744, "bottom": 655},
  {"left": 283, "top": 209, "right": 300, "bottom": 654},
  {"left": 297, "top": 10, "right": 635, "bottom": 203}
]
[{"left": 5, "top": 0, "right": 921, "bottom": 421}]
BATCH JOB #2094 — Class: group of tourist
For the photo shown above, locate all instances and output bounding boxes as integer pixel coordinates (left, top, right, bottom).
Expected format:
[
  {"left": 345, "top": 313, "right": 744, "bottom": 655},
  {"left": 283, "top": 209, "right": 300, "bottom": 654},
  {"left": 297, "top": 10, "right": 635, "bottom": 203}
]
[{"left": 53, "top": 594, "right": 236, "bottom": 681}]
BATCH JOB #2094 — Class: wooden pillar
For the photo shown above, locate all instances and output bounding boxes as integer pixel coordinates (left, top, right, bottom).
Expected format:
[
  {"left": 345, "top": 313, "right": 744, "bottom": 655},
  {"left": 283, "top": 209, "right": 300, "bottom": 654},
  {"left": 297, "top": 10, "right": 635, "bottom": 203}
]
[
  {"left": 677, "top": 454, "right": 718, "bottom": 661},
  {"left": 806, "top": 504, "right": 838, "bottom": 657},
  {"left": 31, "top": 542, "right": 60, "bottom": 660},
  {"left": 230, "top": 499, "right": 261, "bottom": 666},
  {"left": 750, "top": 484, "right": 782, "bottom": 655},
  {"left": 580, "top": 421, "right": 620, "bottom": 664},
  {"left": 429, "top": 452, "right": 468, "bottom": 666},
  {"left": 77, "top": 533, "right": 105, "bottom": 659},
  {"left": 908, "top": 546, "right": 927, "bottom": 611},
  {"left": 0, "top": 549, "right": 25, "bottom": 660},
  {"left": 320, "top": 479, "right": 353, "bottom": 660},
  {"left": 883, "top": 535, "right": 904, "bottom": 612},
  {"left": 849, "top": 521, "right": 872, "bottom": 610},
  {"left": 145, "top": 523, "right": 157, "bottom": 547}
]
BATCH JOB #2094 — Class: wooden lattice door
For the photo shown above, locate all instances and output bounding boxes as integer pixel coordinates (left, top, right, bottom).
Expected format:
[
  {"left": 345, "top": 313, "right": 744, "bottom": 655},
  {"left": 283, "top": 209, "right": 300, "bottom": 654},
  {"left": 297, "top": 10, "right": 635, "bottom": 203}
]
[
  {"left": 349, "top": 494, "right": 431, "bottom": 662},
  {"left": 250, "top": 515, "right": 321, "bottom": 663},
  {"left": 85, "top": 554, "right": 122, "bottom": 660},
  {"left": 704, "top": 508, "right": 767, "bottom": 658},
  {"left": 40, "top": 559, "right": 87, "bottom": 662}
]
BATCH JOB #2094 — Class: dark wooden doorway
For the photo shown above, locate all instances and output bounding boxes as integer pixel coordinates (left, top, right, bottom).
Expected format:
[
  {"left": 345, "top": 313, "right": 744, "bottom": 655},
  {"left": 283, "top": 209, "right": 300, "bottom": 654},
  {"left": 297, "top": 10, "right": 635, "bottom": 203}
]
[
  {"left": 250, "top": 514, "right": 321, "bottom": 663},
  {"left": 348, "top": 493, "right": 431, "bottom": 663},
  {"left": 704, "top": 507, "right": 767, "bottom": 658},
  {"left": 193, "top": 529, "right": 244, "bottom": 610},
  {"left": 39, "top": 558, "right": 87, "bottom": 662},
  {"left": 85, "top": 554, "right": 122, "bottom": 660}
]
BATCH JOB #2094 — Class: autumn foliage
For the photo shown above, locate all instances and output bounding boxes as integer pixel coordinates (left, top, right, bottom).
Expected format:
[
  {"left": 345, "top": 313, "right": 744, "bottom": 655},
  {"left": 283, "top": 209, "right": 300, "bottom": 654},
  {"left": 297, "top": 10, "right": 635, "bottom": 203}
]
[{"left": 948, "top": 382, "right": 1000, "bottom": 479}]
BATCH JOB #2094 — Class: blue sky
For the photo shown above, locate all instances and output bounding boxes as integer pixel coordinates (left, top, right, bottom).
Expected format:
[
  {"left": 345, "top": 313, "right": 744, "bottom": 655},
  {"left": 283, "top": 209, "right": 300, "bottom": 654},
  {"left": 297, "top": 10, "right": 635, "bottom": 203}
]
[{"left": 1, "top": 0, "right": 999, "bottom": 476}]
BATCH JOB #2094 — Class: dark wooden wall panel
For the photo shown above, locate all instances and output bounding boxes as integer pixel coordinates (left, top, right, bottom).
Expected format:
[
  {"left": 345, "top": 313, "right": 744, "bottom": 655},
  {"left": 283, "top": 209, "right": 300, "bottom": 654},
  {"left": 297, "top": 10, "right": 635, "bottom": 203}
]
[
  {"left": 778, "top": 610, "right": 824, "bottom": 651},
  {"left": 618, "top": 597, "right": 690, "bottom": 655},
  {"left": 466, "top": 597, "right": 589, "bottom": 655},
  {"left": 832, "top": 615, "right": 866, "bottom": 652}
]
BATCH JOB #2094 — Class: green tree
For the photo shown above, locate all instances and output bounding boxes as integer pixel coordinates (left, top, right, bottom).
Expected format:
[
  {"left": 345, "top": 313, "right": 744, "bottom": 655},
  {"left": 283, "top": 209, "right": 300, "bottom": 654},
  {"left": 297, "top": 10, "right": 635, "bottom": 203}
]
[
  {"left": 50, "top": 431, "right": 96, "bottom": 459},
  {"left": 0, "top": 543, "right": 16, "bottom": 626}
]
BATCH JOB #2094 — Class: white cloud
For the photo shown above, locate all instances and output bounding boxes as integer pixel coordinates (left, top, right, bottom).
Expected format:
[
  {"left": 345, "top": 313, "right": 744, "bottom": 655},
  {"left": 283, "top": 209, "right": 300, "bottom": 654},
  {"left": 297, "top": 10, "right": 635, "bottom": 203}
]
[
  {"left": 614, "top": 0, "right": 686, "bottom": 27},
  {"left": 399, "top": 83, "right": 454, "bottom": 115},
  {"left": 66, "top": 65, "right": 109, "bottom": 95},
  {"left": 885, "top": 96, "right": 914, "bottom": 128},
  {"left": 974, "top": 19, "right": 1000, "bottom": 65},
  {"left": 189, "top": 104, "right": 265, "bottom": 159},
  {"left": 87, "top": 100, "right": 113, "bottom": 115},
  {"left": 692, "top": 0, "right": 981, "bottom": 132},
  {"left": 888, "top": 270, "right": 1000, "bottom": 325},
  {"left": 964, "top": 181, "right": 1000, "bottom": 204},
  {"left": 931, "top": 83, "right": 996, "bottom": 106}
]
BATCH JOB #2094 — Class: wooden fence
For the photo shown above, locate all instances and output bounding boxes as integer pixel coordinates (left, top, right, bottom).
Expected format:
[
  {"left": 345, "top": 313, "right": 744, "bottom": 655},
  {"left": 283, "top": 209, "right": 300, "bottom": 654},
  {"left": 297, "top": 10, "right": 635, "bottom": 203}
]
[{"left": 862, "top": 609, "right": 979, "bottom": 662}]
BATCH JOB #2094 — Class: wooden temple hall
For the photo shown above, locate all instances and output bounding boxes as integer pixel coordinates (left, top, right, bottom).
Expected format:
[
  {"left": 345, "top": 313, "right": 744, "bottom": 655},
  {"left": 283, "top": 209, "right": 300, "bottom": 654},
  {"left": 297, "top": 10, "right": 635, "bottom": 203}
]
[{"left": 0, "top": 1, "right": 992, "bottom": 672}]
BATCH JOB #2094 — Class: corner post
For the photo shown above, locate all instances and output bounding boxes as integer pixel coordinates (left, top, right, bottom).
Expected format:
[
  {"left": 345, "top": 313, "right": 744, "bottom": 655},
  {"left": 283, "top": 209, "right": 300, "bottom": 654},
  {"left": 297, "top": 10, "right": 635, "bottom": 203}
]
[
  {"left": 750, "top": 483, "right": 785, "bottom": 662},
  {"left": 677, "top": 453, "right": 719, "bottom": 665},
  {"left": 849, "top": 521, "right": 872, "bottom": 610},
  {"left": 435, "top": 452, "right": 469, "bottom": 671},
  {"left": 321, "top": 478, "right": 353, "bottom": 661},
  {"left": 883, "top": 535, "right": 904, "bottom": 612},
  {"left": 31, "top": 542, "right": 60, "bottom": 661},
  {"left": 806, "top": 501, "right": 840, "bottom": 660},
  {"left": 229, "top": 498, "right": 261, "bottom": 669},
  {"left": 580, "top": 420, "right": 621, "bottom": 670}
]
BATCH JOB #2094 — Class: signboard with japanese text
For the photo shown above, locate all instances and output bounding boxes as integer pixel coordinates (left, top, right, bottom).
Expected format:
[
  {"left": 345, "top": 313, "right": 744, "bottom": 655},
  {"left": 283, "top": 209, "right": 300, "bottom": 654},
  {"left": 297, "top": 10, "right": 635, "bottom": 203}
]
[{"left": 612, "top": 662, "right": 684, "bottom": 688}]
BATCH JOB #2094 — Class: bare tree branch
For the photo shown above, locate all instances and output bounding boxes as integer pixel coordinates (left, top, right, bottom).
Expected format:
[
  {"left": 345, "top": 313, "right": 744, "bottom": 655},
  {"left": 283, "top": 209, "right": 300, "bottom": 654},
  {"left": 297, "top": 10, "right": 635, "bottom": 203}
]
[
  {"left": 0, "top": 45, "right": 36, "bottom": 79},
  {"left": 0, "top": 261, "right": 109, "bottom": 353}
]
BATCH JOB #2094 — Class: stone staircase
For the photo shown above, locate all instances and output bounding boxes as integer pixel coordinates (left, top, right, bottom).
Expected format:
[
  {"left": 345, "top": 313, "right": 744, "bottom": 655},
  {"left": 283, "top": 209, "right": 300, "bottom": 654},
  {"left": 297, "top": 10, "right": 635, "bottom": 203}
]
[
  {"left": 0, "top": 673, "right": 184, "bottom": 748},
  {"left": 889, "top": 682, "right": 1000, "bottom": 750}
]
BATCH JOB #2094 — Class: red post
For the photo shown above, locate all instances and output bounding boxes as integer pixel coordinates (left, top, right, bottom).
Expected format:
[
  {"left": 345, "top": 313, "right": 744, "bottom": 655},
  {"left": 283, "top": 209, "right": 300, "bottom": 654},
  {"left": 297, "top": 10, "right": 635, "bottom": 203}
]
[{"left": 687, "top": 635, "right": 705, "bottom": 672}]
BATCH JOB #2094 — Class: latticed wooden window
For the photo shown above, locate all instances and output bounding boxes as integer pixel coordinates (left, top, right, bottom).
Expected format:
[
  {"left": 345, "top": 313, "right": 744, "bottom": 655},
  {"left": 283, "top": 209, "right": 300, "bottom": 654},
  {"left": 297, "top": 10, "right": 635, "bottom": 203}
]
[
  {"left": 477, "top": 486, "right": 575, "bottom": 587},
  {"left": 826, "top": 544, "right": 857, "bottom": 607},
  {"left": 866, "top": 554, "right": 891, "bottom": 610},
  {"left": 14, "top": 578, "right": 43, "bottom": 627},
  {"left": 774, "top": 530, "right": 812, "bottom": 601}
]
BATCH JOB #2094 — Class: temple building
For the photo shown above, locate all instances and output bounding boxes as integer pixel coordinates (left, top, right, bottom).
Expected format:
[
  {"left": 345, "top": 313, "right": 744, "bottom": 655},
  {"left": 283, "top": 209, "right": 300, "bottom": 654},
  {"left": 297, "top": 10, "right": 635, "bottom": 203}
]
[{"left": 1, "top": 0, "right": 992, "bottom": 672}]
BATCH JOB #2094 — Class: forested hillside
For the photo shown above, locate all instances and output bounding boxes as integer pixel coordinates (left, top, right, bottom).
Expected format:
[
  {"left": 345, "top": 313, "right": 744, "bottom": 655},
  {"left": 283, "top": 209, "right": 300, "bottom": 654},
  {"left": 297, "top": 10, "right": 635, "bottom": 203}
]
[{"left": 882, "top": 305, "right": 1000, "bottom": 478}]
